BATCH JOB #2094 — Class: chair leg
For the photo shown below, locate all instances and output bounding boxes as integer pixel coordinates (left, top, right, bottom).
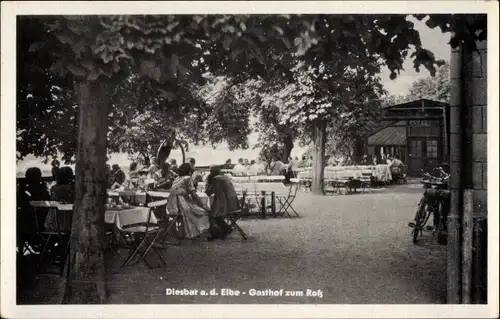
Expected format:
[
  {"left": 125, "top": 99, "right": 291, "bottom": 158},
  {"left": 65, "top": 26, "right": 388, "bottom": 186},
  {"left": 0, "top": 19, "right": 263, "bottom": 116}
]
[
  {"left": 160, "top": 216, "right": 183, "bottom": 246},
  {"left": 277, "top": 196, "right": 298, "bottom": 218},
  {"left": 136, "top": 231, "right": 166, "bottom": 267},
  {"left": 36, "top": 234, "right": 53, "bottom": 272},
  {"left": 229, "top": 217, "right": 247, "bottom": 240},
  {"left": 122, "top": 234, "right": 148, "bottom": 267}
]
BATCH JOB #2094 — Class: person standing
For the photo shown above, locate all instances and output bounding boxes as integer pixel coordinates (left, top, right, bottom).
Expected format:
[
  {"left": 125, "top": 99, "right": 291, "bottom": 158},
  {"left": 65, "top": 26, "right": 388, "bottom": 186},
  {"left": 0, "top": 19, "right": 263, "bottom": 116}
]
[
  {"left": 51, "top": 159, "right": 60, "bottom": 184},
  {"left": 288, "top": 156, "right": 300, "bottom": 178}
]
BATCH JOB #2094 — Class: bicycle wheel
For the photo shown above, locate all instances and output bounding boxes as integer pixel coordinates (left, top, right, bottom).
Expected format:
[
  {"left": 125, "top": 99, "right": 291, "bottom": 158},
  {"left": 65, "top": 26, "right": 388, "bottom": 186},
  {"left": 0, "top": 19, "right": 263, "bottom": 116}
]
[
  {"left": 412, "top": 197, "right": 432, "bottom": 244},
  {"left": 411, "top": 198, "right": 426, "bottom": 244}
]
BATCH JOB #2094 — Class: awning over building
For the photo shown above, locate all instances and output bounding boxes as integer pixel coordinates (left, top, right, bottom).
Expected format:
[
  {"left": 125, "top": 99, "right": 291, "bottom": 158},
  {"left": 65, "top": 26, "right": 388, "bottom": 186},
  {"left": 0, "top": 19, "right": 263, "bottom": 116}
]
[{"left": 368, "top": 126, "right": 406, "bottom": 146}]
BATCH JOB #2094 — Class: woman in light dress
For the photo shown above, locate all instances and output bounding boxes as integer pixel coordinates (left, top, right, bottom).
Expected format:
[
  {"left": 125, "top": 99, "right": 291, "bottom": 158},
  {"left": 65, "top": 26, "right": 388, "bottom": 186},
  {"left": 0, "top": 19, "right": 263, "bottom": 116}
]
[{"left": 166, "top": 163, "right": 210, "bottom": 239}]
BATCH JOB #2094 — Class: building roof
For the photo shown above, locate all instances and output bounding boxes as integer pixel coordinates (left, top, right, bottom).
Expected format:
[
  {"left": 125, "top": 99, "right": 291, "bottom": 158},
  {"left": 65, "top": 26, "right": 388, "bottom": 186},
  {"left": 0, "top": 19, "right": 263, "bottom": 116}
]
[
  {"left": 384, "top": 98, "right": 449, "bottom": 111},
  {"left": 368, "top": 126, "right": 406, "bottom": 146}
]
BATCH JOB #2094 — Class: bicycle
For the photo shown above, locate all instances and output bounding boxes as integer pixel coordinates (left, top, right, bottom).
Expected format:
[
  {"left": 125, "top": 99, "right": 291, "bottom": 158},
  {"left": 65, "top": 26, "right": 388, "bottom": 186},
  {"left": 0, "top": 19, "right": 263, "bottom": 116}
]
[{"left": 409, "top": 167, "right": 450, "bottom": 244}]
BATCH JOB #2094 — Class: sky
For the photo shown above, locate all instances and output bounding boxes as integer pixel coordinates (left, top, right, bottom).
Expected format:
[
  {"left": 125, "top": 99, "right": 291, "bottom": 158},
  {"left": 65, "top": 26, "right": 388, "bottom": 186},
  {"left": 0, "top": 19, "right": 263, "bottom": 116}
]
[
  {"left": 380, "top": 17, "right": 451, "bottom": 96},
  {"left": 17, "top": 16, "right": 452, "bottom": 175}
]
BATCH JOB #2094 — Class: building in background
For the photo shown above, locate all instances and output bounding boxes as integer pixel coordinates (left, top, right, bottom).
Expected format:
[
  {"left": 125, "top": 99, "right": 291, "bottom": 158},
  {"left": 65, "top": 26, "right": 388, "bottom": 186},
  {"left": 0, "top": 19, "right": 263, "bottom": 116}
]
[{"left": 365, "top": 99, "right": 450, "bottom": 176}]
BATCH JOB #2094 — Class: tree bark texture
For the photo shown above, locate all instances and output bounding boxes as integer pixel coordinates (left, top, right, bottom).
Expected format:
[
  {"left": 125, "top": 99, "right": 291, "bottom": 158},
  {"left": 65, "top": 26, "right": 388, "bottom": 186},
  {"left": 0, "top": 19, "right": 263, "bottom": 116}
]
[
  {"left": 461, "top": 189, "right": 473, "bottom": 303},
  {"left": 176, "top": 139, "right": 186, "bottom": 163},
  {"left": 311, "top": 120, "right": 326, "bottom": 195},
  {"left": 62, "top": 80, "right": 110, "bottom": 304}
]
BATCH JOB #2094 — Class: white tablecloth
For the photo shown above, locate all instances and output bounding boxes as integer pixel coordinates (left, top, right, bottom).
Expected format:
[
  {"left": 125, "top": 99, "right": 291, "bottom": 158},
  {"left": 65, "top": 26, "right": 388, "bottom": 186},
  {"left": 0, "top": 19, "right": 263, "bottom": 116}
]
[
  {"left": 252, "top": 176, "right": 285, "bottom": 182},
  {"left": 373, "top": 165, "right": 392, "bottom": 182},
  {"left": 105, "top": 207, "right": 155, "bottom": 230}
]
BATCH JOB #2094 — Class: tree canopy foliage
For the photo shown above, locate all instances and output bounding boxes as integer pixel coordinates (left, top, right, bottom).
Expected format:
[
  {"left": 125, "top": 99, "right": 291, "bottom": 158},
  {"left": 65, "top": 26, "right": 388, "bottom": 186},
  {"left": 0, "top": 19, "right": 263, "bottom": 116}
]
[
  {"left": 15, "top": 12, "right": 488, "bottom": 304},
  {"left": 18, "top": 14, "right": 485, "bottom": 164},
  {"left": 383, "top": 63, "right": 450, "bottom": 107}
]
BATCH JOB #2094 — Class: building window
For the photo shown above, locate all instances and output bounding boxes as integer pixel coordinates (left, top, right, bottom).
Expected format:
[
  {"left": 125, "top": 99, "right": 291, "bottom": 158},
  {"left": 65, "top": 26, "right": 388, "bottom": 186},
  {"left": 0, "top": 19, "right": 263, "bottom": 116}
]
[{"left": 426, "top": 140, "right": 438, "bottom": 158}]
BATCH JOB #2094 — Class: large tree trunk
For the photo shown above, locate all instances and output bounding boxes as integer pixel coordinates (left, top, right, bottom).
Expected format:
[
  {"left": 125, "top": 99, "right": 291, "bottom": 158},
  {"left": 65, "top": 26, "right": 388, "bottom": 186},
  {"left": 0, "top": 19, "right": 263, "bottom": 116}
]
[
  {"left": 62, "top": 80, "right": 110, "bottom": 304},
  {"left": 311, "top": 120, "right": 326, "bottom": 195}
]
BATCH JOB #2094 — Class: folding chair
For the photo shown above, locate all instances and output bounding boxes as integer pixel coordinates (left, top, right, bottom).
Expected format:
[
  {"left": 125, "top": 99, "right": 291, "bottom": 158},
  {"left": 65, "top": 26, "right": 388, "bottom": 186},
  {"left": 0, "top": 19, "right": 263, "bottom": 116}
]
[
  {"left": 119, "top": 207, "right": 166, "bottom": 268},
  {"left": 276, "top": 182, "right": 300, "bottom": 218},
  {"left": 149, "top": 198, "right": 185, "bottom": 246},
  {"left": 225, "top": 193, "right": 248, "bottom": 240},
  {"left": 333, "top": 176, "right": 351, "bottom": 194},
  {"left": 239, "top": 182, "right": 264, "bottom": 216},
  {"left": 324, "top": 171, "right": 336, "bottom": 194},
  {"left": 360, "top": 169, "right": 373, "bottom": 193},
  {"left": 30, "top": 201, "right": 73, "bottom": 276},
  {"left": 18, "top": 200, "right": 48, "bottom": 257}
]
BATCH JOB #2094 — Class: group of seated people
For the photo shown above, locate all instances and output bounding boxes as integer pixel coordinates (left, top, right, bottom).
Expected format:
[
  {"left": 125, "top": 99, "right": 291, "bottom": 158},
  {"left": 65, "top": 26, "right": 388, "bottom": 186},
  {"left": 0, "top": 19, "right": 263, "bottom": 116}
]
[
  {"left": 165, "top": 163, "right": 240, "bottom": 241},
  {"left": 227, "top": 156, "right": 312, "bottom": 178},
  {"left": 107, "top": 157, "right": 181, "bottom": 191},
  {"left": 17, "top": 164, "right": 76, "bottom": 255},
  {"left": 17, "top": 156, "right": 244, "bottom": 255}
]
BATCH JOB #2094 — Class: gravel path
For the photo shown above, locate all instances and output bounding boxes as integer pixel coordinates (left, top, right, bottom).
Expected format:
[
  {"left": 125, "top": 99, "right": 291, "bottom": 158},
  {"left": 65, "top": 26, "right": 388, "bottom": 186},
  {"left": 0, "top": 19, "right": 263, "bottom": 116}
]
[
  {"left": 105, "top": 186, "right": 447, "bottom": 304},
  {"left": 18, "top": 185, "right": 447, "bottom": 304}
]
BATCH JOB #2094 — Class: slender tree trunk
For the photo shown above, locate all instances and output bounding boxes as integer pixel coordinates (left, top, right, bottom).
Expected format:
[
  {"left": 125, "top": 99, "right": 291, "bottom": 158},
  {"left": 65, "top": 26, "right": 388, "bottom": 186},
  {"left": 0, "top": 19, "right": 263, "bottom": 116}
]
[
  {"left": 176, "top": 139, "right": 186, "bottom": 163},
  {"left": 311, "top": 120, "right": 326, "bottom": 195},
  {"left": 62, "top": 80, "right": 110, "bottom": 304},
  {"left": 283, "top": 134, "right": 294, "bottom": 161}
]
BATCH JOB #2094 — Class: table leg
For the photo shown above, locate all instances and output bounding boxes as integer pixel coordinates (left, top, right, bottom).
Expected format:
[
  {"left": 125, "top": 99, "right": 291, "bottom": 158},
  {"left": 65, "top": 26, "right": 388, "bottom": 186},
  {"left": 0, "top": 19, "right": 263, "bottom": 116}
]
[
  {"left": 260, "top": 191, "right": 266, "bottom": 219},
  {"left": 271, "top": 192, "right": 276, "bottom": 217}
]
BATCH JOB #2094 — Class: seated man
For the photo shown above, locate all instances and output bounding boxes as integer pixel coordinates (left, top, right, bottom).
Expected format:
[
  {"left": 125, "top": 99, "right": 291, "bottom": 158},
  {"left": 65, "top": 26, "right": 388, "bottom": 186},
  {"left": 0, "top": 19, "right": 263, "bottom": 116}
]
[
  {"left": 205, "top": 166, "right": 238, "bottom": 241},
  {"left": 110, "top": 164, "right": 127, "bottom": 190},
  {"left": 389, "top": 155, "right": 405, "bottom": 182},
  {"left": 222, "top": 159, "right": 233, "bottom": 170}
]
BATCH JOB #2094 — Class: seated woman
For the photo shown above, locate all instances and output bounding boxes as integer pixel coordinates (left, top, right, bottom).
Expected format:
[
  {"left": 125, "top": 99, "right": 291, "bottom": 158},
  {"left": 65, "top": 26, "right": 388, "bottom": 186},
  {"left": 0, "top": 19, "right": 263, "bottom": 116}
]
[
  {"left": 205, "top": 166, "right": 239, "bottom": 241},
  {"left": 165, "top": 163, "right": 210, "bottom": 239},
  {"left": 45, "top": 166, "right": 75, "bottom": 232},
  {"left": 17, "top": 167, "right": 51, "bottom": 252},
  {"left": 50, "top": 166, "right": 75, "bottom": 203}
]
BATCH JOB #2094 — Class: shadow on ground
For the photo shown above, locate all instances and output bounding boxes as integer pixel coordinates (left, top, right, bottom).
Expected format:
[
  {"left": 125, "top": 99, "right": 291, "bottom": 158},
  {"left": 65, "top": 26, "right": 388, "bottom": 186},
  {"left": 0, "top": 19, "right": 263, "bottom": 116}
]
[{"left": 18, "top": 184, "right": 447, "bottom": 304}]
